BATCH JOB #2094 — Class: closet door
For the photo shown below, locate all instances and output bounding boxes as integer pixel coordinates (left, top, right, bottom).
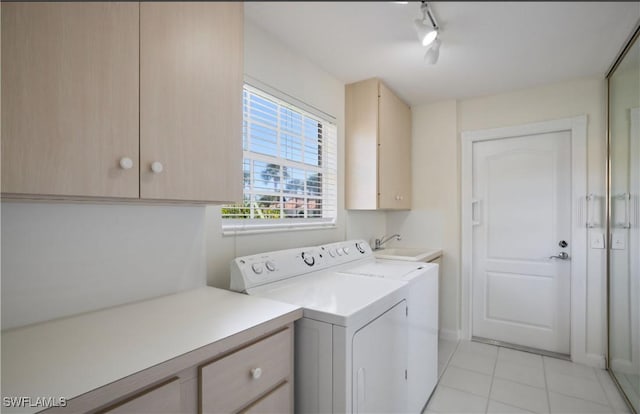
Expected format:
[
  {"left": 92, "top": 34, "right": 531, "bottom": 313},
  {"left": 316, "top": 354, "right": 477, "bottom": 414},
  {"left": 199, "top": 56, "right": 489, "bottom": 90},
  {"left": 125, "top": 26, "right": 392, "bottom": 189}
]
[
  {"left": 1, "top": 2, "right": 139, "bottom": 198},
  {"left": 140, "top": 2, "right": 243, "bottom": 202}
]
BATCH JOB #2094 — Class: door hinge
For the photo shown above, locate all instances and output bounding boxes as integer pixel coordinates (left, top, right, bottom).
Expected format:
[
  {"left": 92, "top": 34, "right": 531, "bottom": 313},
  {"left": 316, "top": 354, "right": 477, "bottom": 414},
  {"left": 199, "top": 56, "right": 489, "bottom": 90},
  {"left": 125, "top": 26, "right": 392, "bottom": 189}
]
[
  {"left": 406, "top": 307, "right": 408, "bottom": 317},
  {"left": 405, "top": 369, "right": 408, "bottom": 380}
]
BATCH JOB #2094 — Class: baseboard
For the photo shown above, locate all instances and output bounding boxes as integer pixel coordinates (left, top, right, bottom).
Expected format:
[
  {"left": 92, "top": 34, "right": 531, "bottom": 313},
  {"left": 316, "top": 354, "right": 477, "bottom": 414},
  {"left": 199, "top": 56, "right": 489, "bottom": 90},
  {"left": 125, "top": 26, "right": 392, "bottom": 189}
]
[
  {"left": 610, "top": 358, "right": 636, "bottom": 374},
  {"left": 572, "top": 352, "right": 606, "bottom": 369},
  {"left": 439, "top": 329, "right": 461, "bottom": 341}
]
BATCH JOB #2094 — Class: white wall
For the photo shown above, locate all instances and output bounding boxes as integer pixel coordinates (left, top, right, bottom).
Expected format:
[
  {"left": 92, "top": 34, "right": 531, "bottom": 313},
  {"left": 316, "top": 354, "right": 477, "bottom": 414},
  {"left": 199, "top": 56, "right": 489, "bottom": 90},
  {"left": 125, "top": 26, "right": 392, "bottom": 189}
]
[
  {"left": 387, "top": 100, "right": 460, "bottom": 338},
  {"left": 205, "top": 22, "right": 385, "bottom": 289},
  {"left": 389, "top": 78, "right": 607, "bottom": 359},
  {"left": 0, "top": 20, "right": 387, "bottom": 330},
  {"left": 1, "top": 202, "right": 207, "bottom": 329}
]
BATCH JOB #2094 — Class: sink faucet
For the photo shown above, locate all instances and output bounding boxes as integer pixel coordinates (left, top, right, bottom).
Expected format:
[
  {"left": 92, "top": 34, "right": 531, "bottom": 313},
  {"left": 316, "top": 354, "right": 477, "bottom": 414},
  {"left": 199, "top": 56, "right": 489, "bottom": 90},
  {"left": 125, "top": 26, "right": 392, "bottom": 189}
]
[{"left": 374, "top": 234, "right": 401, "bottom": 250}]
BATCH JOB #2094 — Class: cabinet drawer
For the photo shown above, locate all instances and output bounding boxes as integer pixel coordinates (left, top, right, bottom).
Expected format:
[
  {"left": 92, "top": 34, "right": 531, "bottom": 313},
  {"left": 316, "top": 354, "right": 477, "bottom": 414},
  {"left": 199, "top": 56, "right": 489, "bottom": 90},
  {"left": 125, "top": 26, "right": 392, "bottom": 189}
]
[
  {"left": 240, "top": 381, "right": 291, "bottom": 414},
  {"left": 199, "top": 328, "right": 292, "bottom": 414},
  {"left": 101, "top": 377, "right": 181, "bottom": 413}
]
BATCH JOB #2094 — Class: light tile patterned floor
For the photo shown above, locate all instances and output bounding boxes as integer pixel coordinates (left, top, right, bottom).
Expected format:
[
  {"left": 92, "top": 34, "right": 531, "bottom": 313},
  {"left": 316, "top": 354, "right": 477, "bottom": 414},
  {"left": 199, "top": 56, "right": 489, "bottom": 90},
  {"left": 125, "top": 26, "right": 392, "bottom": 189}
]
[{"left": 425, "top": 339, "right": 632, "bottom": 414}]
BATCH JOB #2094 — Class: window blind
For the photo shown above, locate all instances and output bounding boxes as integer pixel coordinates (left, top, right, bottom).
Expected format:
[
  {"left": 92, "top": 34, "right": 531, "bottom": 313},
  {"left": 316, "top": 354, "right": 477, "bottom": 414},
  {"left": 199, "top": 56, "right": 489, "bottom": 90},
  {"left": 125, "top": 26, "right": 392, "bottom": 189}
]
[{"left": 222, "top": 84, "right": 337, "bottom": 234}]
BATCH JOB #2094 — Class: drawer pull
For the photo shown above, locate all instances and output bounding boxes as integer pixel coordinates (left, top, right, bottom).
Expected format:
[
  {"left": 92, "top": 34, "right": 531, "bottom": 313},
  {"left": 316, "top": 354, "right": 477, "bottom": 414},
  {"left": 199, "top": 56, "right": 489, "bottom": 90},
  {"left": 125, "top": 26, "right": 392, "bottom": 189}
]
[{"left": 250, "top": 367, "right": 262, "bottom": 380}]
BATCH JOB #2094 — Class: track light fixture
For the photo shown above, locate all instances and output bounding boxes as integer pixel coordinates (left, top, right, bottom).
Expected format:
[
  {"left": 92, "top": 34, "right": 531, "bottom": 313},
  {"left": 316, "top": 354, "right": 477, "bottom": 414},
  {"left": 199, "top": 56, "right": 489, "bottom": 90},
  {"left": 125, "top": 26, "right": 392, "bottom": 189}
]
[
  {"left": 415, "top": 1, "right": 441, "bottom": 64},
  {"left": 415, "top": 1, "right": 439, "bottom": 46}
]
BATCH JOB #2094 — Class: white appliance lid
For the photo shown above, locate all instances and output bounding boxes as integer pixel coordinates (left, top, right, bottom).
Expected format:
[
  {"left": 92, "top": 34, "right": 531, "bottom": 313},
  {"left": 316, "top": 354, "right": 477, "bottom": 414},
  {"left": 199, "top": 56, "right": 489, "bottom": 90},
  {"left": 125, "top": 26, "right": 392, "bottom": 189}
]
[
  {"left": 341, "top": 260, "right": 433, "bottom": 279},
  {"left": 247, "top": 271, "right": 407, "bottom": 327}
]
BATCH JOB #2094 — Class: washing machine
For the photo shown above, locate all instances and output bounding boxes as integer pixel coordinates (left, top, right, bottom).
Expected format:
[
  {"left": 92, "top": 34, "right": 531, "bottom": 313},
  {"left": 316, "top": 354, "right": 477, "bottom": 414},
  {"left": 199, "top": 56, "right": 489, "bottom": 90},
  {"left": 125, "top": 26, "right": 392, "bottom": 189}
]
[
  {"left": 338, "top": 255, "right": 439, "bottom": 412},
  {"left": 230, "top": 239, "right": 438, "bottom": 413},
  {"left": 230, "top": 240, "right": 413, "bottom": 413}
]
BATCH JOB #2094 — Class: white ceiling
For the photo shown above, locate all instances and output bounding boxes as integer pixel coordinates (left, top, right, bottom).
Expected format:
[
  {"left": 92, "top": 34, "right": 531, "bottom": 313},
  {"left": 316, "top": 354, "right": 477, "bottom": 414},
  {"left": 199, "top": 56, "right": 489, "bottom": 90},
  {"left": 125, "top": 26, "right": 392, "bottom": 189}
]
[{"left": 245, "top": 2, "right": 640, "bottom": 106}]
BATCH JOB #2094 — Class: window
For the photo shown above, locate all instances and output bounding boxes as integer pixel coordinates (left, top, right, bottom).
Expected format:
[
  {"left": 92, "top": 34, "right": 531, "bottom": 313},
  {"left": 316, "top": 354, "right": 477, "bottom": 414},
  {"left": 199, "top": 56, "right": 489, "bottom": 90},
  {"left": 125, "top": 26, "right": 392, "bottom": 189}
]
[{"left": 222, "top": 84, "right": 337, "bottom": 234}]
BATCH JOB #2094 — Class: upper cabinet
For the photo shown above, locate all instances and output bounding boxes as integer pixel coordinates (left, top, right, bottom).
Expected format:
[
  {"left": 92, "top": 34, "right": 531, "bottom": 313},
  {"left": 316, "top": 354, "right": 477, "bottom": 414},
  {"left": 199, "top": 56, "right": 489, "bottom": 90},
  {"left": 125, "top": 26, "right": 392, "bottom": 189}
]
[
  {"left": 139, "top": 2, "right": 242, "bottom": 202},
  {"left": 1, "top": 3, "right": 140, "bottom": 198},
  {"left": 345, "top": 78, "right": 412, "bottom": 210},
  {"left": 1, "top": 2, "right": 243, "bottom": 204}
]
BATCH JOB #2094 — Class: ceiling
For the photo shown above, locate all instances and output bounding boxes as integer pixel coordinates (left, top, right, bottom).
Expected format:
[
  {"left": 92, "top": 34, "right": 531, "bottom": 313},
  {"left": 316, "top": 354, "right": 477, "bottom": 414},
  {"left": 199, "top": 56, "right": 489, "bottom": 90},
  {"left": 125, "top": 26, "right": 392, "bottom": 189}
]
[{"left": 245, "top": 2, "right": 640, "bottom": 106}]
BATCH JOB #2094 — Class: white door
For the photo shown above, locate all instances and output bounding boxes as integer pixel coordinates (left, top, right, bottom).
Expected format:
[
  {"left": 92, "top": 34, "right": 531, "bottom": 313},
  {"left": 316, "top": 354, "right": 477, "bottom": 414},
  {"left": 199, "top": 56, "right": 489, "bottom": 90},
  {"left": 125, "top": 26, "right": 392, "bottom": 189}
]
[{"left": 472, "top": 131, "right": 571, "bottom": 354}]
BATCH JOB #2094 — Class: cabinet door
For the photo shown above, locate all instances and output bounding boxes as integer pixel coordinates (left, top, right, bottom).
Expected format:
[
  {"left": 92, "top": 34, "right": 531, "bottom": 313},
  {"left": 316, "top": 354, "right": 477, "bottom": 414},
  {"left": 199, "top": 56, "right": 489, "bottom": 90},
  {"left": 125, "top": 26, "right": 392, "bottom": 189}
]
[
  {"left": 378, "top": 82, "right": 412, "bottom": 209},
  {"left": 1, "top": 2, "right": 139, "bottom": 198},
  {"left": 140, "top": 2, "right": 243, "bottom": 202},
  {"left": 345, "top": 78, "right": 379, "bottom": 209}
]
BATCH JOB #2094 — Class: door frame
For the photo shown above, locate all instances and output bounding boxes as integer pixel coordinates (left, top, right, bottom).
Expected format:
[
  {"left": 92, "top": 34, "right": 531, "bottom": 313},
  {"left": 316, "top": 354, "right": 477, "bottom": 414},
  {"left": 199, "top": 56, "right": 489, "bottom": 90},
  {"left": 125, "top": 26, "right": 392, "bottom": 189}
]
[{"left": 461, "top": 116, "right": 592, "bottom": 365}]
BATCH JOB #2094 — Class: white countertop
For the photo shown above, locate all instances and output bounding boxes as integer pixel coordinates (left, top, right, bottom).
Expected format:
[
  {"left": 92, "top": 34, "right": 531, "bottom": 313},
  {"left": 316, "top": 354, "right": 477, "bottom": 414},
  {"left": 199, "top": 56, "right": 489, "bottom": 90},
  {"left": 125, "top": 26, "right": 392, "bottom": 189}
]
[{"left": 1, "top": 286, "right": 301, "bottom": 411}]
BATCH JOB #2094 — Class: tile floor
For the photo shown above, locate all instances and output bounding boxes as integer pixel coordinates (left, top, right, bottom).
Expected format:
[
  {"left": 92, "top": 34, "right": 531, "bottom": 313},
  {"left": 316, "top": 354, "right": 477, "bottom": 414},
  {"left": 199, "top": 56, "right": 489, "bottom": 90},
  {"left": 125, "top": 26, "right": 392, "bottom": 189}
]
[{"left": 425, "top": 339, "right": 632, "bottom": 414}]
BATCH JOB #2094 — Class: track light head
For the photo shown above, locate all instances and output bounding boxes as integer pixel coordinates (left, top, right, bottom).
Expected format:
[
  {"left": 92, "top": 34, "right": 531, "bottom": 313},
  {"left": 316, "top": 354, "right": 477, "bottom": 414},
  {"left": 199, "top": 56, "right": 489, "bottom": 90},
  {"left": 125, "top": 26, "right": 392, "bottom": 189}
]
[
  {"left": 414, "top": 18, "right": 438, "bottom": 46},
  {"left": 424, "top": 38, "right": 441, "bottom": 64}
]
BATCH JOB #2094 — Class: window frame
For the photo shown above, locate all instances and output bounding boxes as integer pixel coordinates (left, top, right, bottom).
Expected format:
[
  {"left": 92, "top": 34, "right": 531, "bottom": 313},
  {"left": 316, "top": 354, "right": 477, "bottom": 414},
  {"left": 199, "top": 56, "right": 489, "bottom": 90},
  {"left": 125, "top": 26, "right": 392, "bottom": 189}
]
[{"left": 222, "top": 79, "right": 338, "bottom": 236}]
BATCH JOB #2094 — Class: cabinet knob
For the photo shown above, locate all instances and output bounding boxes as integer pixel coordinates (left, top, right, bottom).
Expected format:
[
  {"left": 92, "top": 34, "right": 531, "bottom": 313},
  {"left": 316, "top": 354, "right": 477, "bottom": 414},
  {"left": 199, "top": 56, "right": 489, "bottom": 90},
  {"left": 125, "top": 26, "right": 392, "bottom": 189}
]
[
  {"left": 250, "top": 367, "right": 262, "bottom": 379},
  {"left": 150, "top": 161, "right": 164, "bottom": 174},
  {"left": 119, "top": 157, "right": 133, "bottom": 170}
]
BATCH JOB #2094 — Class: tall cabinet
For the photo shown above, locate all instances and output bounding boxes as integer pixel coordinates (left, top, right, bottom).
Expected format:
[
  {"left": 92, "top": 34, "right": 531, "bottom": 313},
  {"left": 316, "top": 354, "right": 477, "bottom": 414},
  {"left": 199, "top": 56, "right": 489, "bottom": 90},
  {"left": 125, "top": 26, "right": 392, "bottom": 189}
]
[
  {"left": 345, "top": 78, "right": 412, "bottom": 210},
  {"left": 1, "top": 2, "right": 243, "bottom": 204}
]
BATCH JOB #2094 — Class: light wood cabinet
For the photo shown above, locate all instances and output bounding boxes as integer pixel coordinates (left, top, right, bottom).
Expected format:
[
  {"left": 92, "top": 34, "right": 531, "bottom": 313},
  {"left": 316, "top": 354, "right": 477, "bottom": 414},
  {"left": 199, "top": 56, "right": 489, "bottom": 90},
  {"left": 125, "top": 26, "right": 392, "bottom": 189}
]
[
  {"left": 200, "top": 328, "right": 293, "bottom": 413},
  {"left": 345, "top": 78, "right": 412, "bottom": 210},
  {"left": 101, "top": 378, "right": 182, "bottom": 414},
  {"left": 1, "top": 2, "right": 140, "bottom": 198},
  {"left": 140, "top": 2, "right": 243, "bottom": 202},
  {"left": 1, "top": 2, "right": 243, "bottom": 204},
  {"left": 45, "top": 325, "right": 295, "bottom": 414}
]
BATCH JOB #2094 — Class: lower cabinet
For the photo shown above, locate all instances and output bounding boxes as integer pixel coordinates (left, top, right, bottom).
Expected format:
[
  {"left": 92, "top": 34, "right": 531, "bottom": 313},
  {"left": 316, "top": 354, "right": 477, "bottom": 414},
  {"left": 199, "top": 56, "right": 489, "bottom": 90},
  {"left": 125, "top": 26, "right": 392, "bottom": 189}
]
[
  {"left": 101, "top": 378, "right": 182, "bottom": 414},
  {"left": 240, "top": 382, "right": 291, "bottom": 414},
  {"left": 57, "top": 325, "right": 294, "bottom": 414},
  {"left": 199, "top": 328, "right": 292, "bottom": 413}
]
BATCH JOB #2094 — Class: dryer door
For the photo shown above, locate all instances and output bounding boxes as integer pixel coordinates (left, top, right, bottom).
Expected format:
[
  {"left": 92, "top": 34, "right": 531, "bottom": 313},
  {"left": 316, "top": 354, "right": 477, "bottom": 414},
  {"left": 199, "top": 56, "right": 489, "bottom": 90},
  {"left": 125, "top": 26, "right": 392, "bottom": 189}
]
[{"left": 352, "top": 300, "right": 408, "bottom": 413}]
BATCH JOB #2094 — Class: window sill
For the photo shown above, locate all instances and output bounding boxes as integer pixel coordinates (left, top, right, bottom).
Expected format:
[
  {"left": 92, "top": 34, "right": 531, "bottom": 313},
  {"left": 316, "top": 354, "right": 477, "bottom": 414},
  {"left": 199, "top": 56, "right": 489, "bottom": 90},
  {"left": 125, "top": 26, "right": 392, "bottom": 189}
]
[{"left": 222, "top": 220, "right": 337, "bottom": 236}]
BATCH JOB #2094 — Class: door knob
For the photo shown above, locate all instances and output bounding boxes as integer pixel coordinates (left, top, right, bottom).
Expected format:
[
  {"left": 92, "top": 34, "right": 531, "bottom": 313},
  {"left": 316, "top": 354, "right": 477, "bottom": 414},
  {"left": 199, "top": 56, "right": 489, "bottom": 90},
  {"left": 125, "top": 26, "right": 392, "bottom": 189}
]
[{"left": 549, "top": 252, "right": 570, "bottom": 260}]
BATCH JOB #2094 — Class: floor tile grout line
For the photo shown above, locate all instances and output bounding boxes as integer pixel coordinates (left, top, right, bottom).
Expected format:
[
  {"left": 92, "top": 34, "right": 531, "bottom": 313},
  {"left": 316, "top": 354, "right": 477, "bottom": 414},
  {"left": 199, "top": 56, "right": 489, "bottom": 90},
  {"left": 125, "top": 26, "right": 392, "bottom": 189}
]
[
  {"left": 593, "top": 369, "right": 621, "bottom": 412},
  {"left": 484, "top": 345, "right": 500, "bottom": 414},
  {"left": 542, "top": 357, "right": 552, "bottom": 414}
]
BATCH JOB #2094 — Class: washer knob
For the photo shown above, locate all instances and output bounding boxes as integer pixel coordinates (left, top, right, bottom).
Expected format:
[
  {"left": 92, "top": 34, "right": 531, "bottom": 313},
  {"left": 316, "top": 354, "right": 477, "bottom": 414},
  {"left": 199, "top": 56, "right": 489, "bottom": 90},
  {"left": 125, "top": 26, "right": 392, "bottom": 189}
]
[
  {"left": 336, "top": 248, "right": 343, "bottom": 256},
  {"left": 251, "top": 263, "right": 263, "bottom": 274},
  {"left": 355, "top": 242, "right": 365, "bottom": 254},
  {"left": 265, "top": 261, "right": 276, "bottom": 272},
  {"left": 302, "top": 252, "right": 315, "bottom": 266},
  {"left": 343, "top": 247, "right": 350, "bottom": 255},
  {"left": 328, "top": 249, "right": 336, "bottom": 257}
]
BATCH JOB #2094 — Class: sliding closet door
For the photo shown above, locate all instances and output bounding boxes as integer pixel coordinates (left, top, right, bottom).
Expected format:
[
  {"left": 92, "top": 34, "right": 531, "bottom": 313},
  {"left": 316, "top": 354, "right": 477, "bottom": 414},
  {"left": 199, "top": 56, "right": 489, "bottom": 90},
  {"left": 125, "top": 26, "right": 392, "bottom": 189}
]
[{"left": 608, "top": 24, "right": 640, "bottom": 413}]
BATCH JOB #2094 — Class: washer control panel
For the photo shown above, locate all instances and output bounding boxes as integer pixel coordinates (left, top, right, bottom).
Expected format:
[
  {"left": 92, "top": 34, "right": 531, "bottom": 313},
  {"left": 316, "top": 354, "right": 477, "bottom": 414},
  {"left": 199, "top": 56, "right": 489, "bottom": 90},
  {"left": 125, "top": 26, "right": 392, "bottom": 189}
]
[{"left": 230, "top": 239, "right": 374, "bottom": 292}]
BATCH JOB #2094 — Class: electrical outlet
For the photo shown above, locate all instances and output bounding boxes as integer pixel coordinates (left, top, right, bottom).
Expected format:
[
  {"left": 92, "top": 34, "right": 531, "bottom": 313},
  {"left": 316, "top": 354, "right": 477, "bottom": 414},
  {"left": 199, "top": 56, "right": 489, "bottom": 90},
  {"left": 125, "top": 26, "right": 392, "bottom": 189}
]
[{"left": 590, "top": 232, "right": 605, "bottom": 249}]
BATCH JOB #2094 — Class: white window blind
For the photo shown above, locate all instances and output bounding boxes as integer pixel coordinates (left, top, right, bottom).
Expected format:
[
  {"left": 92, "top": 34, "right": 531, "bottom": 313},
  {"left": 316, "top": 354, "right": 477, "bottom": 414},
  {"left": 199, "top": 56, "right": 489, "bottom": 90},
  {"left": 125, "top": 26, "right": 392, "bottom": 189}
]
[{"left": 222, "top": 84, "right": 337, "bottom": 234}]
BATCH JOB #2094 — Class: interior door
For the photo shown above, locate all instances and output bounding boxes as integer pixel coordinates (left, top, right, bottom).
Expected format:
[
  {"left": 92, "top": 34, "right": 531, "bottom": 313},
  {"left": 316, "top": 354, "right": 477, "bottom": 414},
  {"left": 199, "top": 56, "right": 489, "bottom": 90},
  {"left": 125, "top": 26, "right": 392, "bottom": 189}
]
[{"left": 472, "top": 131, "right": 571, "bottom": 354}]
